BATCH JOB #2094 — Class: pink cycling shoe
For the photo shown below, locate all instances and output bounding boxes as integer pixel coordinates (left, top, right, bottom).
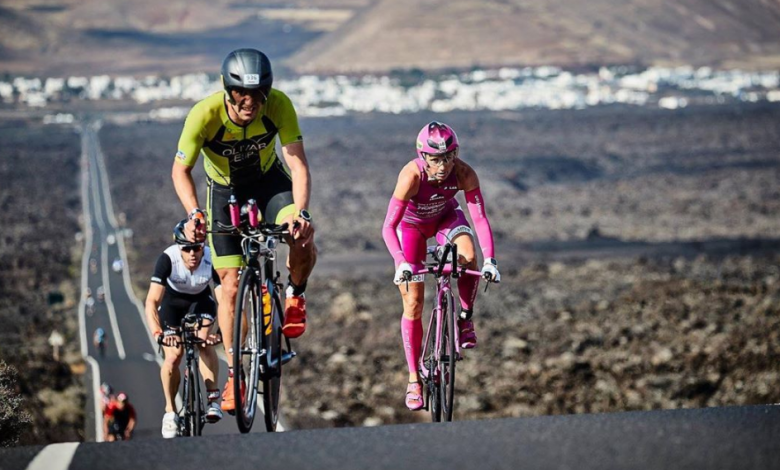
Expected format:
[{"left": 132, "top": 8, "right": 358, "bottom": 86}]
[
  {"left": 458, "top": 319, "right": 478, "bottom": 349},
  {"left": 405, "top": 382, "right": 425, "bottom": 411}
]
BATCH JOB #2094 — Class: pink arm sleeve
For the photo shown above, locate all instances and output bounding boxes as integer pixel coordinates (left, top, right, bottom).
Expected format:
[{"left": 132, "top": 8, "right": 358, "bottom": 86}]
[
  {"left": 465, "top": 188, "right": 495, "bottom": 259},
  {"left": 382, "top": 196, "right": 409, "bottom": 266}
]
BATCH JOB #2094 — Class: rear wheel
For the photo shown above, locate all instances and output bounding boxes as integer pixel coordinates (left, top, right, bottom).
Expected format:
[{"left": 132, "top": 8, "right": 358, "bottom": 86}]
[
  {"left": 439, "top": 292, "right": 456, "bottom": 421},
  {"left": 234, "top": 268, "right": 260, "bottom": 433},
  {"left": 262, "top": 278, "right": 283, "bottom": 432}
]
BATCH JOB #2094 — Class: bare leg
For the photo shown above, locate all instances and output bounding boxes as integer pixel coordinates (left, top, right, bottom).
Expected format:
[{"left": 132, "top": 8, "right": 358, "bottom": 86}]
[
  {"left": 161, "top": 344, "right": 183, "bottom": 413},
  {"left": 197, "top": 327, "right": 218, "bottom": 390},
  {"left": 282, "top": 214, "right": 318, "bottom": 287},
  {"left": 216, "top": 268, "right": 239, "bottom": 365}
]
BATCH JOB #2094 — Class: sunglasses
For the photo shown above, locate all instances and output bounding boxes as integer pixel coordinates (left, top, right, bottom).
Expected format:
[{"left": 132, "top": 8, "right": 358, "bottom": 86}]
[
  {"left": 181, "top": 244, "right": 203, "bottom": 253},
  {"left": 423, "top": 150, "right": 457, "bottom": 167},
  {"left": 229, "top": 86, "right": 268, "bottom": 104}
]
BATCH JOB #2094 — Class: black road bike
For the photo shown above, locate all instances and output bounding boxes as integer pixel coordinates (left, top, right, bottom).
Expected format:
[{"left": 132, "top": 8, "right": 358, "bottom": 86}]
[
  {"left": 211, "top": 216, "right": 296, "bottom": 433},
  {"left": 158, "top": 311, "right": 218, "bottom": 437}
]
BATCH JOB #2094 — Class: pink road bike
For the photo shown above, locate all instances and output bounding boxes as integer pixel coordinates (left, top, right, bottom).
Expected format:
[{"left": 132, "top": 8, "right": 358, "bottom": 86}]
[{"left": 405, "top": 242, "right": 495, "bottom": 422}]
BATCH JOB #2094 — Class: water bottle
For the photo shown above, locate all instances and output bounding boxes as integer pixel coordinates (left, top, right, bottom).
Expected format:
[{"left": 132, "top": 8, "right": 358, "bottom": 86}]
[
  {"left": 246, "top": 199, "right": 259, "bottom": 228},
  {"left": 262, "top": 285, "right": 272, "bottom": 334},
  {"left": 228, "top": 194, "right": 240, "bottom": 227}
]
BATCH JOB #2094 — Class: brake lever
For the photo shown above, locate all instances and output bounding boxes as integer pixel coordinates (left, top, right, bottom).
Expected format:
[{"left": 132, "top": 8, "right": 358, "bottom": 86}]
[
  {"left": 289, "top": 221, "right": 302, "bottom": 246},
  {"left": 403, "top": 271, "right": 412, "bottom": 293}
]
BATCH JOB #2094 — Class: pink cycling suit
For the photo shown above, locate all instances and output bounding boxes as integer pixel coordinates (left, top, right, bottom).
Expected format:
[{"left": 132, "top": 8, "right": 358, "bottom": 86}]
[
  {"left": 384, "top": 158, "right": 496, "bottom": 377},
  {"left": 382, "top": 159, "right": 495, "bottom": 304}
]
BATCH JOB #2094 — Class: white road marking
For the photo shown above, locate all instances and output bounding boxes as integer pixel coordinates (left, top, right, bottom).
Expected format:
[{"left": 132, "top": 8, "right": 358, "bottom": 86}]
[
  {"left": 101, "top": 239, "right": 126, "bottom": 359},
  {"left": 77, "top": 125, "right": 104, "bottom": 442},
  {"left": 86, "top": 355, "right": 105, "bottom": 443},
  {"left": 91, "top": 125, "right": 161, "bottom": 361},
  {"left": 25, "top": 442, "right": 80, "bottom": 470}
]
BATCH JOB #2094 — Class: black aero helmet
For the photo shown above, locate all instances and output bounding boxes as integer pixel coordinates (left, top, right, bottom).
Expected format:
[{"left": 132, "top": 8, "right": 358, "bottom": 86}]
[
  {"left": 221, "top": 48, "right": 273, "bottom": 104},
  {"left": 173, "top": 219, "right": 198, "bottom": 246}
]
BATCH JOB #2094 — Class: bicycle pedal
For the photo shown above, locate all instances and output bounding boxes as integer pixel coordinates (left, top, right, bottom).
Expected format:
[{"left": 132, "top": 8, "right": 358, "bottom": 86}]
[{"left": 281, "top": 350, "right": 297, "bottom": 365}]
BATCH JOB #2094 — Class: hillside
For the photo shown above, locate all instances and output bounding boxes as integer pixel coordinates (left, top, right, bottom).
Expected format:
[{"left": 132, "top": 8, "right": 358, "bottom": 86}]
[
  {"left": 2, "top": 0, "right": 780, "bottom": 76},
  {"left": 289, "top": 0, "right": 780, "bottom": 73}
]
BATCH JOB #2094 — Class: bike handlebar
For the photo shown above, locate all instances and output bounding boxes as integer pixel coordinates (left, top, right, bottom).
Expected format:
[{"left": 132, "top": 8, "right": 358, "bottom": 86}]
[
  {"left": 208, "top": 221, "right": 290, "bottom": 237},
  {"left": 401, "top": 242, "right": 499, "bottom": 292},
  {"left": 157, "top": 313, "right": 221, "bottom": 347}
]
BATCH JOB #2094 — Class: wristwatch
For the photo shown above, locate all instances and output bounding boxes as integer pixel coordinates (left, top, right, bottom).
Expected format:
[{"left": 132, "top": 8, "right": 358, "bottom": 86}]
[{"left": 298, "top": 209, "right": 312, "bottom": 222}]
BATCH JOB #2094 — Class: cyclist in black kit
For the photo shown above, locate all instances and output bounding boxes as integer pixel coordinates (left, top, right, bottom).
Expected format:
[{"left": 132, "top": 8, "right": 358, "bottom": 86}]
[{"left": 145, "top": 220, "right": 223, "bottom": 439}]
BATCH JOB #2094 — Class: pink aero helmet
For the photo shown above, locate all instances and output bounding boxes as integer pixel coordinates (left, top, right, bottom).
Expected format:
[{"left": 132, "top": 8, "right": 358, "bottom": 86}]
[{"left": 416, "top": 121, "right": 459, "bottom": 160}]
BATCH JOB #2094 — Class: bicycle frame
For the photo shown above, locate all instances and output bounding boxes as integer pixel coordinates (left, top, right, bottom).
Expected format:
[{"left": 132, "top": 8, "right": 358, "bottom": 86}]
[
  {"left": 158, "top": 312, "right": 217, "bottom": 437},
  {"left": 413, "top": 243, "right": 484, "bottom": 421},
  {"left": 419, "top": 275, "right": 460, "bottom": 382},
  {"left": 209, "top": 212, "right": 296, "bottom": 433}
]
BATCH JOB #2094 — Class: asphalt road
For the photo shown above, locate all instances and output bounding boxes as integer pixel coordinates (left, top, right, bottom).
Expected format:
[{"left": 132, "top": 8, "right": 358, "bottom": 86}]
[
  {"left": 78, "top": 121, "right": 273, "bottom": 441},
  {"left": 6, "top": 405, "right": 780, "bottom": 470}
]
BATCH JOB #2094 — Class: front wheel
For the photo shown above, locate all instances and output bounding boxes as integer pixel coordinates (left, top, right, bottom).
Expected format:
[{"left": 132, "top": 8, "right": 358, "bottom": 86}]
[
  {"left": 262, "top": 282, "right": 283, "bottom": 432},
  {"left": 439, "top": 292, "right": 456, "bottom": 422},
  {"left": 234, "top": 268, "right": 260, "bottom": 433},
  {"left": 426, "top": 310, "right": 442, "bottom": 422},
  {"left": 187, "top": 360, "right": 204, "bottom": 436}
]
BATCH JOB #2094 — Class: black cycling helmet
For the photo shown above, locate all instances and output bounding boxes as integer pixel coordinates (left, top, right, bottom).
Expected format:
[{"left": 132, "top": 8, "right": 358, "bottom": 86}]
[
  {"left": 221, "top": 48, "right": 273, "bottom": 104},
  {"left": 173, "top": 219, "right": 201, "bottom": 247}
]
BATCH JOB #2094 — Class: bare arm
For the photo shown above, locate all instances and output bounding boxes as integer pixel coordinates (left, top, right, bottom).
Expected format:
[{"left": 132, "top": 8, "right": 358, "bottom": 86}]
[
  {"left": 281, "top": 141, "right": 314, "bottom": 243},
  {"left": 172, "top": 161, "right": 200, "bottom": 214},
  {"left": 145, "top": 283, "right": 166, "bottom": 340},
  {"left": 281, "top": 141, "right": 311, "bottom": 211},
  {"left": 454, "top": 159, "right": 480, "bottom": 192},
  {"left": 393, "top": 161, "right": 421, "bottom": 201},
  {"left": 172, "top": 161, "right": 206, "bottom": 242}
]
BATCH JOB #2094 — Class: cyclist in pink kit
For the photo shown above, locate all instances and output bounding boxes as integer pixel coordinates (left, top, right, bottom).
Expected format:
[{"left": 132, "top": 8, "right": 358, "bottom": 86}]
[{"left": 382, "top": 121, "right": 501, "bottom": 411}]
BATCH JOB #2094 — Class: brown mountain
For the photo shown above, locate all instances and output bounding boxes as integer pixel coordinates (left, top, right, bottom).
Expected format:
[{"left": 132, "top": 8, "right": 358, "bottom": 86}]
[
  {"left": 288, "top": 0, "right": 780, "bottom": 73},
  {"left": 1, "top": 0, "right": 779, "bottom": 76}
]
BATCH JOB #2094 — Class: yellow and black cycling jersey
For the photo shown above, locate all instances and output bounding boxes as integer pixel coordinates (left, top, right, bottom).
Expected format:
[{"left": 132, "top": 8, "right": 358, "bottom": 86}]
[{"left": 176, "top": 89, "right": 303, "bottom": 187}]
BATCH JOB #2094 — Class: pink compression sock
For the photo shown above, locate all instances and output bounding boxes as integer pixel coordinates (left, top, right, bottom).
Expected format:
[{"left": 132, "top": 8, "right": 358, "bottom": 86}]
[
  {"left": 401, "top": 316, "right": 423, "bottom": 375},
  {"left": 458, "top": 273, "right": 479, "bottom": 311}
]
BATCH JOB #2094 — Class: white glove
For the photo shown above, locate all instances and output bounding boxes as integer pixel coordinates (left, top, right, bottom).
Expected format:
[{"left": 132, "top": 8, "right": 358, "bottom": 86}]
[
  {"left": 481, "top": 258, "right": 500, "bottom": 283},
  {"left": 394, "top": 262, "right": 414, "bottom": 285}
]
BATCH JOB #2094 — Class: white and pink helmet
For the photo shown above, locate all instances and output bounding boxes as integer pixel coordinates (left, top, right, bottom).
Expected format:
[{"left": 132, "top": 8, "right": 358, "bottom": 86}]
[{"left": 416, "top": 121, "right": 459, "bottom": 160}]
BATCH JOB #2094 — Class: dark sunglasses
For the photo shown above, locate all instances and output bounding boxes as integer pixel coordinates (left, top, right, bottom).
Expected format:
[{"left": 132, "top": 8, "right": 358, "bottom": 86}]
[
  {"left": 181, "top": 244, "right": 203, "bottom": 253},
  {"left": 229, "top": 86, "right": 268, "bottom": 103}
]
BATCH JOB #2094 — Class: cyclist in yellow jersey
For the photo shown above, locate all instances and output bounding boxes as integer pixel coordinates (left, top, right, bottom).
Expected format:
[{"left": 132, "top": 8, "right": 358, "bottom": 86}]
[{"left": 172, "top": 48, "right": 317, "bottom": 414}]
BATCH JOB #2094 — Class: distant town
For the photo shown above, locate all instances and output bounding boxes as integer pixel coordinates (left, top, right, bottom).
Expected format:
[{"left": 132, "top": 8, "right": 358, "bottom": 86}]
[{"left": 3, "top": 65, "right": 779, "bottom": 123}]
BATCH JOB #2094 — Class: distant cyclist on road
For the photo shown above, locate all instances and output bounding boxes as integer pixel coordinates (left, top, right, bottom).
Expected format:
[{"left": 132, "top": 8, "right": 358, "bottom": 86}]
[
  {"left": 100, "top": 382, "right": 114, "bottom": 413},
  {"left": 103, "top": 392, "right": 136, "bottom": 441},
  {"left": 382, "top": 121, "right": 500, "bottom": 411},
  {"left": 145, "top": 220, "right": 223, "bottom": 438},
  {"left": 93, "top": 327, "right": 106, "bottom": 357},
  {"left": 172, "top": 48, "right": 317, "bottom": 414}
]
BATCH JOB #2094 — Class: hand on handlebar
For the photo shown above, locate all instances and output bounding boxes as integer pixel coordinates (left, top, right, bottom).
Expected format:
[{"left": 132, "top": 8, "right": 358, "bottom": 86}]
[
  {"left": 185, "top": 210, "right": 207, "bottom": 243},
  {"left": 156, "top": 333, "right": 180, "bottom": 347},
  {"left": 481, "top": 259, "right": 501, "bottom": 283},
  {"left": 394, "top": 262, "right": 414, "bottom": 286},
  {"left": 292, "top": 217, "right": 314, "bottom": 246},
  {"left": 205, "top": 332, "right": 222, "bottom": 345}
]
